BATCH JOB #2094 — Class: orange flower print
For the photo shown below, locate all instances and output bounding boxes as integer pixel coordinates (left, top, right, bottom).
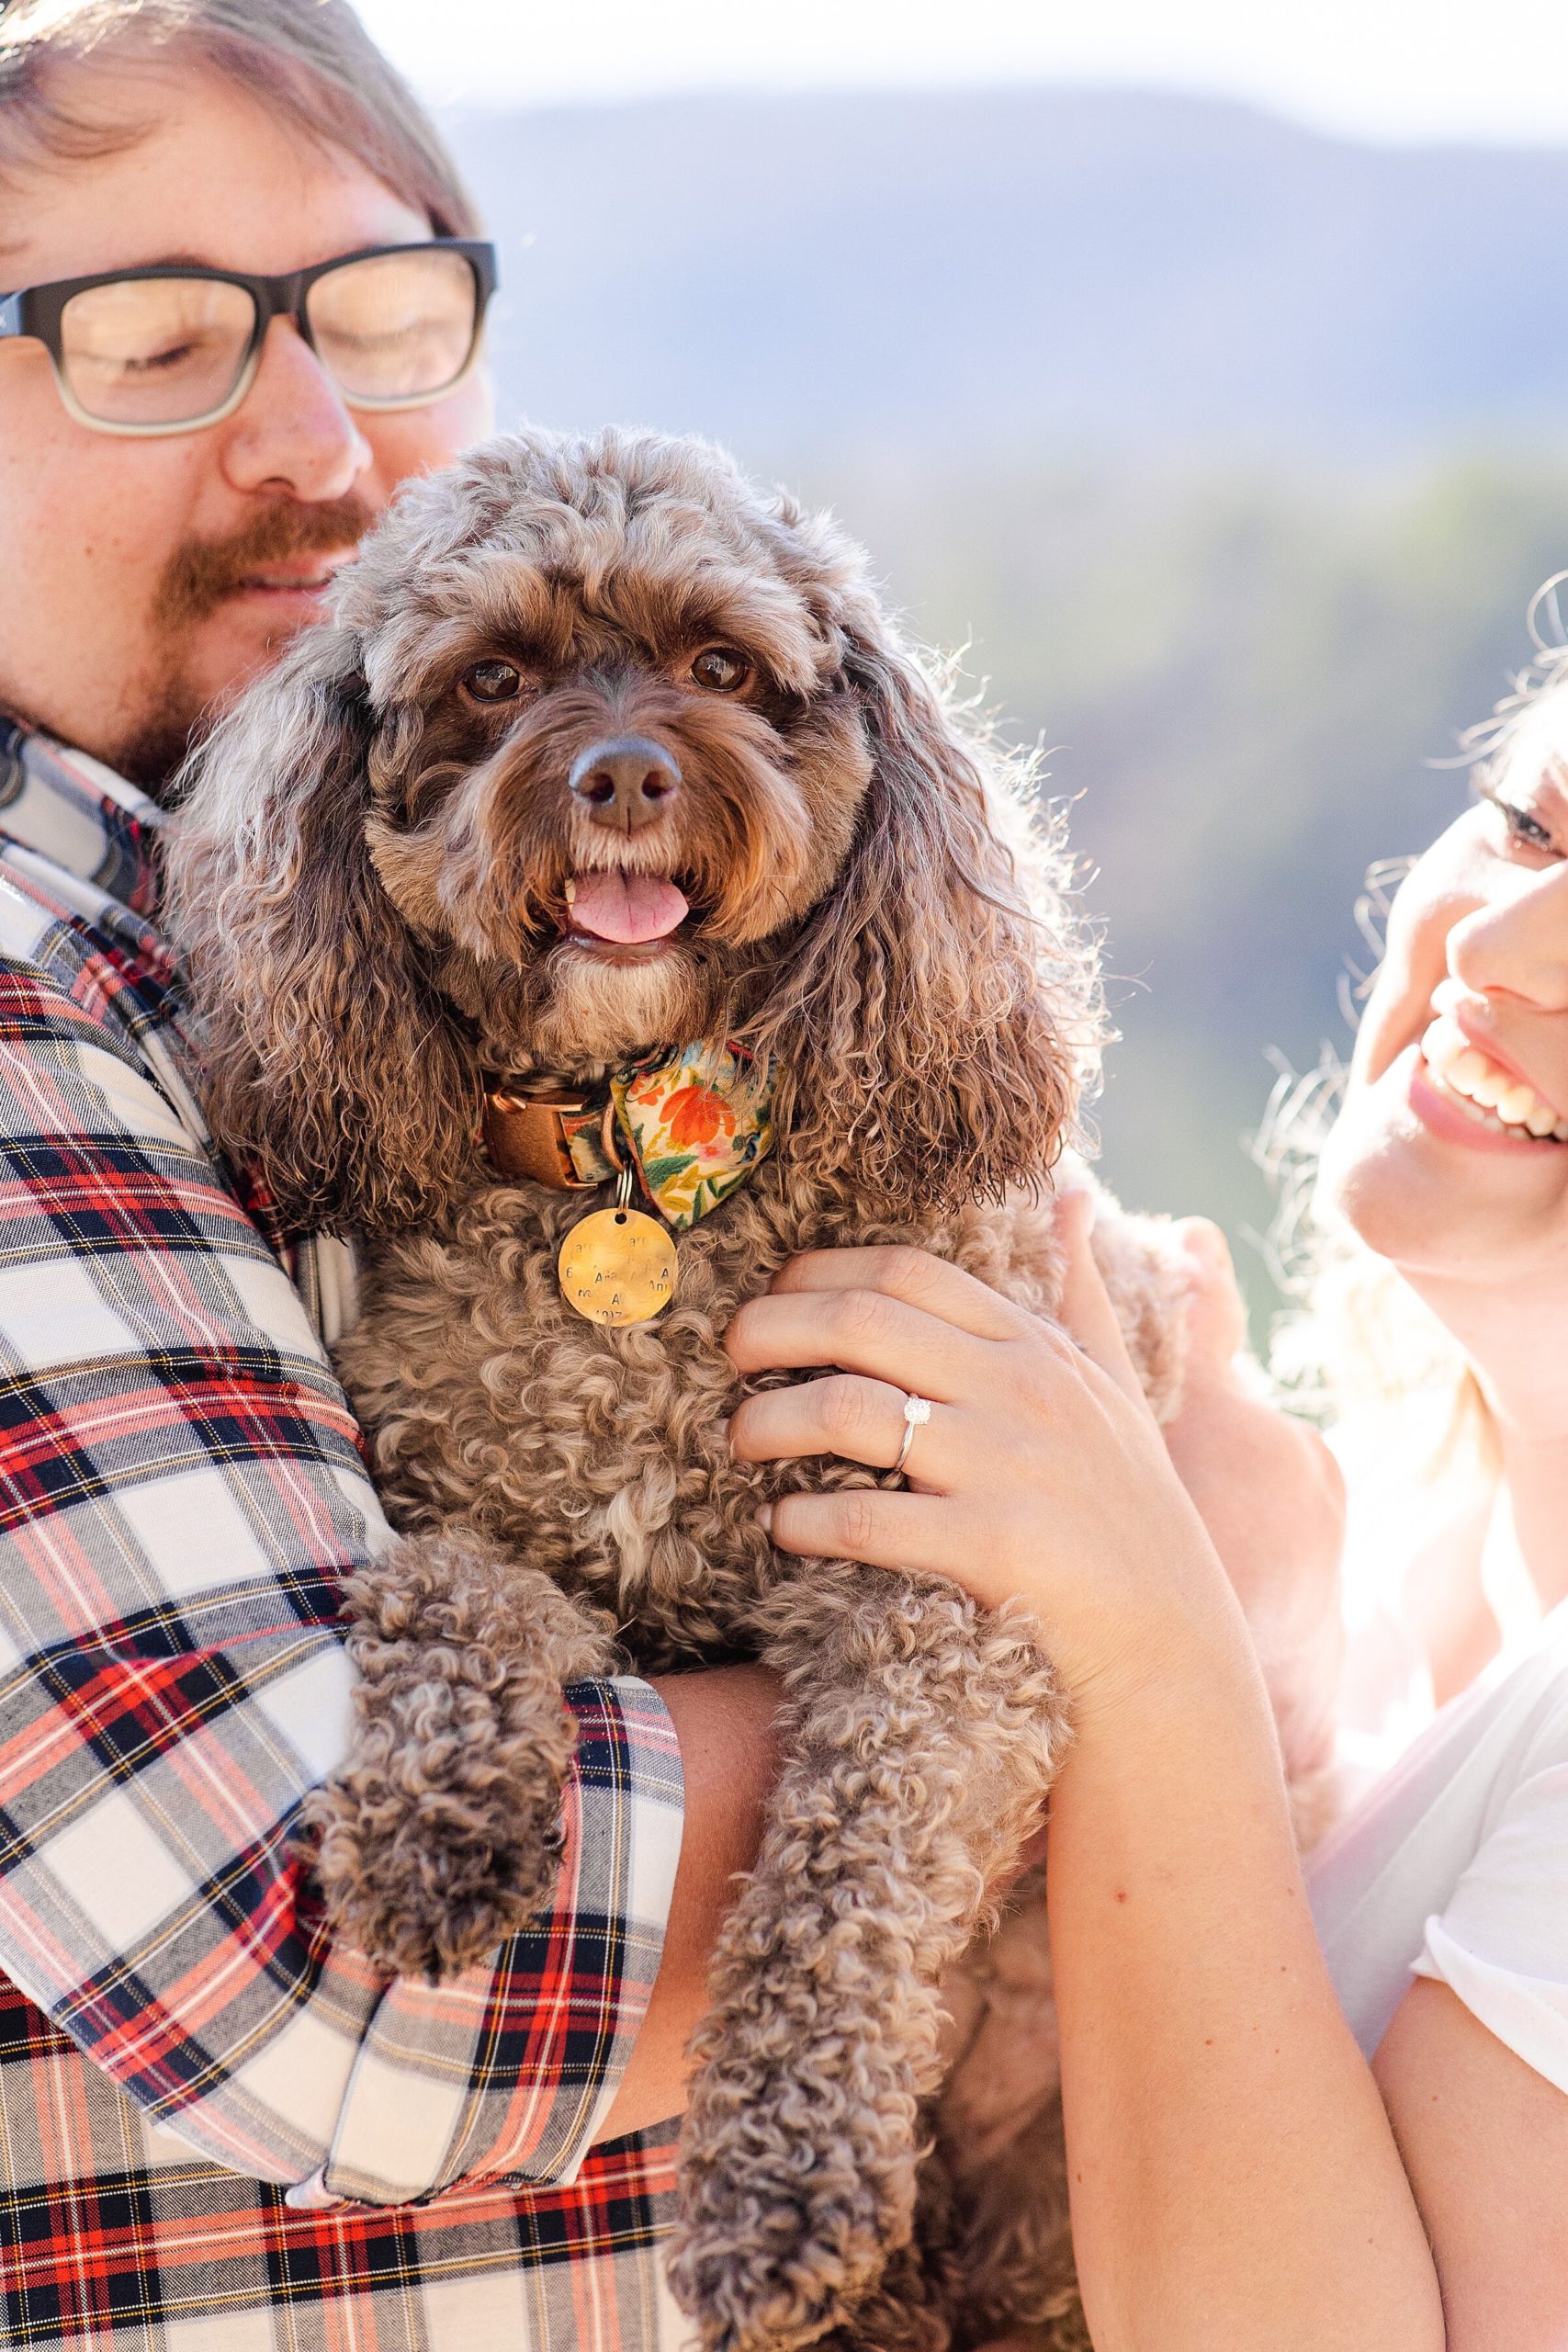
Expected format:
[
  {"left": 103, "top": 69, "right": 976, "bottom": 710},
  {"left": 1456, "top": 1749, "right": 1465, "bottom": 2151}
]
[{"left": 665, "top": 1083, "right": 735, "bottom": 1151}]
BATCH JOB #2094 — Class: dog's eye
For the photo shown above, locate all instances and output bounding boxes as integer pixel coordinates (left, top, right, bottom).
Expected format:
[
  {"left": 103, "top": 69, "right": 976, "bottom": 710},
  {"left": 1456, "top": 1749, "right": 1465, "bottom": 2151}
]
[
  {"left": 462, "top": 659, "right": 525, "bottom": 704},
  {"left": 690, "top": 647, "right": 751, "bottom": 694}
]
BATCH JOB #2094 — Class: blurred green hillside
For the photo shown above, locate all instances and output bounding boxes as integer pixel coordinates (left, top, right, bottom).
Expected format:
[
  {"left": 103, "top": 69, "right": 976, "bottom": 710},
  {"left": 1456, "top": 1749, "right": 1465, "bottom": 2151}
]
[{"left": 801, "top": 451, "right": 1568, "bottom": 1303}]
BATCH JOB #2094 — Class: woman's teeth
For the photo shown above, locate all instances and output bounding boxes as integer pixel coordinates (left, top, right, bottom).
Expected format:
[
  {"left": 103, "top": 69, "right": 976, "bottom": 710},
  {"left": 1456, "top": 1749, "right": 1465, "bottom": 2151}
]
[{"left": 1420, "top": 1015, "right": 1568, "bottom": 1142}]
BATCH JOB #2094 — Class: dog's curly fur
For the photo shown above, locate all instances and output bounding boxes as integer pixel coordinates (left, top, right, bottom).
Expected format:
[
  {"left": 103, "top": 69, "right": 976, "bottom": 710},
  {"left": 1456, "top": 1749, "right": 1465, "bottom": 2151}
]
[{"left": 167, "top": 426, "right": 1192, "bottom": 2352}]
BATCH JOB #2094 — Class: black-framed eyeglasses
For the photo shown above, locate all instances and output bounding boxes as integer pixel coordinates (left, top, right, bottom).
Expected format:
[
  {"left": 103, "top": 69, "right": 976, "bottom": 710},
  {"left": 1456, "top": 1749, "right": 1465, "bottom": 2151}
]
[{"left": 0, "top": 239, "right": 498, "bottom": 436}]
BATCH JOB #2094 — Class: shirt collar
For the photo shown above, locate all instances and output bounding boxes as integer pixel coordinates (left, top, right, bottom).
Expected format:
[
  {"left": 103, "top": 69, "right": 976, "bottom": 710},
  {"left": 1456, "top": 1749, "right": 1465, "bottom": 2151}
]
[{"left": 0, "top": 716, "right": 164, "bottom": 918}]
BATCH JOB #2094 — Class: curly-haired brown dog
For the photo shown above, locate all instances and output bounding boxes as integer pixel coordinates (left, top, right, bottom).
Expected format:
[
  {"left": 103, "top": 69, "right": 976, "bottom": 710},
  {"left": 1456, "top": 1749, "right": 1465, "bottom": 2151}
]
[{"left": 167, "top": 427, "right": 1190, "bottom": 2352}]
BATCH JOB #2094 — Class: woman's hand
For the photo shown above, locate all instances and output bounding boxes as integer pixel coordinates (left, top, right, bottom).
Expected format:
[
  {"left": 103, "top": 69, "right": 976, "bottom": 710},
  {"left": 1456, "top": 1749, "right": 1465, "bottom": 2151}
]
[
  {"left": 1159, "top": 1217, "right": 1347, "bottom": 1775},
  {"left": 724, "top": 1194, "right": 1246, "bottom": 1718}
]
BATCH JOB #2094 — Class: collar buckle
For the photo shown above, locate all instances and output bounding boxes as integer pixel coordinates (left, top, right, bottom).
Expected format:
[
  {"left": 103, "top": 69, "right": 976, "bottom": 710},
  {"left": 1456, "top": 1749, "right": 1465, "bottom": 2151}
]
[{"left": 482, "top": 1082, "right": 603, "bottom": 1190}]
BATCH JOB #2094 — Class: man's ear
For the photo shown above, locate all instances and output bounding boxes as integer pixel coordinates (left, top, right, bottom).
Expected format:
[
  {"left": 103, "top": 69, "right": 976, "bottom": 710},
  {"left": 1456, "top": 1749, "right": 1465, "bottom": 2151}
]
[
  {"left": 750, "top": 622, "right": 1092, "bottom": 1220},
  {"left": 166, "top": 621, "right": 475, "bottom": 1234}
]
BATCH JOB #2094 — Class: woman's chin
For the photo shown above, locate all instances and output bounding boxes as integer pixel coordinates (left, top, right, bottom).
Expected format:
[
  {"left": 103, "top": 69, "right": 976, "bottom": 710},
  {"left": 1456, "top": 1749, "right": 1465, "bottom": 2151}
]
[{"left": 1319, "top": 1045, "right": 1568, "bottom": 1277}]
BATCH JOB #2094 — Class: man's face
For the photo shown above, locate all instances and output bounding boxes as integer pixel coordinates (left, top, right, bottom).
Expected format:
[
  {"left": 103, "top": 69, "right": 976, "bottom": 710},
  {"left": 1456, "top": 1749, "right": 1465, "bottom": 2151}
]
[{"left": 0, "top": 64, "right": 492, "bottom": 785}]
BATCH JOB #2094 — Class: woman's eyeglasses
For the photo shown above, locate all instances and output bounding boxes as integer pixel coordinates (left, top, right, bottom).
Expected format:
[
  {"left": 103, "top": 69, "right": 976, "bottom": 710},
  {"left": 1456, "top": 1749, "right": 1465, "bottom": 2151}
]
[{"left": 0, "top": 240, "right": 498, "bottom": 436}]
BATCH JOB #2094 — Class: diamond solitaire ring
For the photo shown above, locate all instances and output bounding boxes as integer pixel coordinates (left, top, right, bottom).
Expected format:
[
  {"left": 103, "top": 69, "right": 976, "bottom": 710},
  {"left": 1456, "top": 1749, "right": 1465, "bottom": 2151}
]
[{"left": 892, "top": 1392, "right": 931, "bottom": 1477}]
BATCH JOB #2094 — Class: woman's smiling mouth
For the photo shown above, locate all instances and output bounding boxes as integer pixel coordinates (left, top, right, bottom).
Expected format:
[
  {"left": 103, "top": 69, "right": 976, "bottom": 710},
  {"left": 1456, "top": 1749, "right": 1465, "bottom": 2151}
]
[{"left": 1417, "top": 1012, "right": 1568, "bottom": 1144}]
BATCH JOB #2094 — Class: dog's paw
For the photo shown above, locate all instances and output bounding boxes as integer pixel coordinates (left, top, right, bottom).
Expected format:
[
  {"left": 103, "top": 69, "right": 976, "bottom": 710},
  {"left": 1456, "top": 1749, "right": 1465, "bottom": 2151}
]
[
  {"left": 301, "top": 1531, "right": 612, "bottom": 1978},
  {"left": 671, "top": 2066, "right": 917, "bottom": 2352},
  {"left": 301, "top": 1751, "right": 567, "bottom": 1981},
  {"left": 671, "top": 2189, "right": 882, "bottom": 2352}
]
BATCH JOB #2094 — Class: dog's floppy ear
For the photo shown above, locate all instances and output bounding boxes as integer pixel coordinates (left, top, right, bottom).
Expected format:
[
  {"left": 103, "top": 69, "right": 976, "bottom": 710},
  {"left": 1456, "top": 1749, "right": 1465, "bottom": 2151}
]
[
  {"left": 167, "top": 622, "right": 475, "bottom": 1234},
  {"left": 752, "top": 621, "right": 1093, "bottom": 1219}
]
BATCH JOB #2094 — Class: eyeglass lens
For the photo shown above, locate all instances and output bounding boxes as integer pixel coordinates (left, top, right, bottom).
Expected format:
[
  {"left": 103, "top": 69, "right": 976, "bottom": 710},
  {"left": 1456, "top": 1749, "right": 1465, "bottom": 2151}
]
[
  {"left": 57, "top": 248, "right": 479, "bottom": 427},
  {"left": 60, "top": 277, "right": 255, "bottom": 427},
  {"left": 305, "top": 248, "right": 478, "bottom": 406}
]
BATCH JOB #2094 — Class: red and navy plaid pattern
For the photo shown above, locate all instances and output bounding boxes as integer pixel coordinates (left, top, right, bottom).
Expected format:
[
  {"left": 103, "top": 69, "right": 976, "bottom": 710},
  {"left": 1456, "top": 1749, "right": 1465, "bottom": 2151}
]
[{"left": 0, "top": 720, "right": 688, "bottom": 2349}]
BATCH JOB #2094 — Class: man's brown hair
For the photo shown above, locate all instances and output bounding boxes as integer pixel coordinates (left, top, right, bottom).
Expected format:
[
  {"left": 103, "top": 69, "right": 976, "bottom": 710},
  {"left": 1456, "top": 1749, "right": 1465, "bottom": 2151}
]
[{"left": 0, "top": 0, "right": 479, "bottom": 234}]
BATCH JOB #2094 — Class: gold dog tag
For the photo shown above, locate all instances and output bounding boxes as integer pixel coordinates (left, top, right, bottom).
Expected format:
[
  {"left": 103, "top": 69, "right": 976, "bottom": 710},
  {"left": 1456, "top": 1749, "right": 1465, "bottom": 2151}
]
[{"left": 558, "top": 1205, "right": 678, "bottom": 1326}]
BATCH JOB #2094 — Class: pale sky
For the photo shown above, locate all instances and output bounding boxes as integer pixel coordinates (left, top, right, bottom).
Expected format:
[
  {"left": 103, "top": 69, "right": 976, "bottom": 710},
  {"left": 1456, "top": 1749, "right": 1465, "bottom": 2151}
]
[{"left": 357, "top": 0, "right": 1568, "bottom": 145}]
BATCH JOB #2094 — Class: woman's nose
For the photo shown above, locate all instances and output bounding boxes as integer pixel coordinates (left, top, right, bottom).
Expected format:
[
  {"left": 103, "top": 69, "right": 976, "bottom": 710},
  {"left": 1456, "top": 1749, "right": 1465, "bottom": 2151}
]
[{"left": 1448, "top": 862, "right": 1568, "bottom": 1011}]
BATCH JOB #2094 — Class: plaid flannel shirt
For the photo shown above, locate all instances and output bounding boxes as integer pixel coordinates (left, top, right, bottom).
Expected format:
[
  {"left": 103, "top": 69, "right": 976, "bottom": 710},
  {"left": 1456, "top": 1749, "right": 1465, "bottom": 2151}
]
[{"left": 0, "top": 719, "right": 689, "bottom": 2350}]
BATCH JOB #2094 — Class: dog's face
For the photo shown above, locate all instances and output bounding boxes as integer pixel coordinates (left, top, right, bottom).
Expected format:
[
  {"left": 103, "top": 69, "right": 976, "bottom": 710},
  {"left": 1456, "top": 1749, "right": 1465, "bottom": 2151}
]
[
  {"left": 350, "top": 442, "right": 871, "bottom": 1068},
  {"left": 171, "top": 427, "right": 1092, "bottom": 1233}
]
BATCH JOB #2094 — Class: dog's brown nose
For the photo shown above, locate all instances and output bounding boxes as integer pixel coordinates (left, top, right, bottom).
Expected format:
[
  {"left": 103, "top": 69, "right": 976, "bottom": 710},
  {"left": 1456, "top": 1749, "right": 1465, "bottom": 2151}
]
[{"left": 568, "top": 735, "right": 682, "bottom": 832}]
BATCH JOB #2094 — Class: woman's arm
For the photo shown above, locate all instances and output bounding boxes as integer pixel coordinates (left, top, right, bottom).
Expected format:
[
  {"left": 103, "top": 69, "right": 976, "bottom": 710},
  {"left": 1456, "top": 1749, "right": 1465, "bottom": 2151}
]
[
  {"left": 726, "top": 1205, "right": 1443, "bottom": 2351},
  {"left": 1156, "top": 1216, "right": 1347, "bottom": 1784},
  {"left": 1047, "top": 1611, "right": 1438, "bottom": 2350},
  {"left": 1373, "top": 1980, "right": 1568, "bottom": 2352}
]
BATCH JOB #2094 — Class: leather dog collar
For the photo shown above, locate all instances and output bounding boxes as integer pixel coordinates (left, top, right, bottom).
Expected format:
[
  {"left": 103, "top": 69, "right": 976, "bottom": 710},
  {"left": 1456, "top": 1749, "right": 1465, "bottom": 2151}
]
[
  {"left": 481, "top": 1083, "right": 617, "bottom": 1191},
  {"left": 480, "top": 1042, "right": 774, "bottom": 1233}
]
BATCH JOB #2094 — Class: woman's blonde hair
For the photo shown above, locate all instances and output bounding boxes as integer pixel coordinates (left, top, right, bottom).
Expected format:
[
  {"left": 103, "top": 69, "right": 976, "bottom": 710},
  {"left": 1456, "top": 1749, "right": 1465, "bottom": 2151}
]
[
  {"left": 0, "top": 0, "right": 479, "bottom": 234},
  {"left": 1264, "top": 574, "right": 1568, "bottom": 1483}
]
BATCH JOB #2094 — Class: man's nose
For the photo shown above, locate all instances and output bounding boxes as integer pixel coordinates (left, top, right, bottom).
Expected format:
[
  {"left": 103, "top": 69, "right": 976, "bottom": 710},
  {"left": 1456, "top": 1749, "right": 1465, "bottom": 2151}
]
[
  {"left": 1450, "top": 863, "right": 1568, "bottom": 1010},
  {"left": 568, "top": 736, "right": 682, "bottom": 832},
  {"left": 219, "top": 317, "right": 373, "bottom": 503}
]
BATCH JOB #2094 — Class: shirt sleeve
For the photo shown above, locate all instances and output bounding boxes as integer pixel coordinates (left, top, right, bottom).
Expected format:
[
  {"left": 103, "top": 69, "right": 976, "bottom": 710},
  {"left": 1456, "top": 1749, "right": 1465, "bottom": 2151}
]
[
  {"left": 0, "top": 948, "right": 683, "bottom": 2201},
  {"left": 1411, "top": 1695, "right": 1568, "bottom": 2096}
]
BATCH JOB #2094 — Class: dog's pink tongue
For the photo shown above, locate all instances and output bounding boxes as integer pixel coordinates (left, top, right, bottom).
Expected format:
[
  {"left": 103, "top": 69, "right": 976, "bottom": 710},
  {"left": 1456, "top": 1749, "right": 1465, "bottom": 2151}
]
[{"left": 568, "top": 872, "right": 690, "bottom": 944}]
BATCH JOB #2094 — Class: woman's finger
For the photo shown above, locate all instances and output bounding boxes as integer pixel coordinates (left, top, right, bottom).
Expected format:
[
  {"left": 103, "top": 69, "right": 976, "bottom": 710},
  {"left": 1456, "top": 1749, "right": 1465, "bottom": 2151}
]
[
  {"left": 724, "top": 1282, "right": 1017, "bottom": 1396},
  {"left": 730, "top": 1374, "right": 959, "bottom": 1486},
  {"left": 1055, "top": 1190, "right": 1149, "bottom": 1410},
  {"left": 767, "top": 1243, "right": 1032, "bottom": 1343},
  {"left": 762, "top": 1483, "right": 991, "bottom": 1584},
  {"left": 1172, "top": 1216, "right": 1249, "bottom": 1377}
]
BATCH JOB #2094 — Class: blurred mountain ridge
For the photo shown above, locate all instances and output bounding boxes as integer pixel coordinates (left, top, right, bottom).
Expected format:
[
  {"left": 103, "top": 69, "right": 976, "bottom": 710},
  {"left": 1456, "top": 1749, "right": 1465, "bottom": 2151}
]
[{"left": 459, "top": 85, "right": 1568, "bottom": 464}]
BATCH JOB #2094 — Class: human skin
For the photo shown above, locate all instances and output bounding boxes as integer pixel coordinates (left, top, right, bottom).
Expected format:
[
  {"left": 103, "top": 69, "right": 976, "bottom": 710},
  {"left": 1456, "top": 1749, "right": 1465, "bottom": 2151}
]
[
  {"left": 729, "top": 721, "right": 1568, "bottom": 2341},
  {"left": 0, "top": 57, "right": 786, "bottom": 2143},
  {"left": 1319, "top": 693, "right": 1568, "bottom": 1639},
  {"left": 727, "top": 1220, "right": 1443, "bottom": 2349},
  {"left": 605, "top": 1206, "right": 1348, "bottom": 2143},
  {"left": 0, "top": 63, "right": 491, "bottom": 773},
  {"left": 1156, "top": 1215, "right": 1347, "bottom": 1779}
]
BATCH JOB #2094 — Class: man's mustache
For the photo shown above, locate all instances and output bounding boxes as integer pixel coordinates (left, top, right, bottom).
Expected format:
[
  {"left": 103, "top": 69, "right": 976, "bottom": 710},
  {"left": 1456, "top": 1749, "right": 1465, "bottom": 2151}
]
[{"left": 155, "top": 496, "right": 378, "bottom": 629}]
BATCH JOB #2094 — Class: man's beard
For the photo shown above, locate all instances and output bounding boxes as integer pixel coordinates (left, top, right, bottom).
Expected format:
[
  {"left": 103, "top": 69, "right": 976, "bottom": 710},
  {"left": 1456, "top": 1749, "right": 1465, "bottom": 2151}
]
[{"left": 112, "top": 494, "right": 376, "bottom": 796}]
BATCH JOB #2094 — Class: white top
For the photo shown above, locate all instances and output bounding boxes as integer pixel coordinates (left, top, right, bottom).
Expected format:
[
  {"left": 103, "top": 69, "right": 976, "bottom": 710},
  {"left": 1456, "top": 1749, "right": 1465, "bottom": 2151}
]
[
  {"left": 1309, "top": 1600, "right": 1568, "bottom": 2092},
  {"left": 1332, "top": 1417, "right": 1546, "bottom": 1779}
]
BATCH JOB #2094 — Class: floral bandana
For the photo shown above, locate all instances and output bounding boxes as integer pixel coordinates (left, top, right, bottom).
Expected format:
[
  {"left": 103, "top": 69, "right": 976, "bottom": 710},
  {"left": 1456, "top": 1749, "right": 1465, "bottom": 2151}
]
[{"left": 559, "top": 1040, "right": 774, "bottom": 1231}]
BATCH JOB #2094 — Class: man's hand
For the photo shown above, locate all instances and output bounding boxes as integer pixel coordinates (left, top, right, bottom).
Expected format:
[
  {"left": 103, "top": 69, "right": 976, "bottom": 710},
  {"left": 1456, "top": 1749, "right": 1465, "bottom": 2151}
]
[{"left": 1158, "top": 1217, "right": 1347, "bottom": 1778}]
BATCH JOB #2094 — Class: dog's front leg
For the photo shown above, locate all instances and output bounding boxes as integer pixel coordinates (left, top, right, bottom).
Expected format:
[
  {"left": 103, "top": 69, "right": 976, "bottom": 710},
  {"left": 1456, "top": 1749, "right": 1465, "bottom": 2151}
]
[
  {"left": 669, "top": 1564, "right": 1070, "bottom": 2352},
  {"left": 301, "top": 1525, "right": 619, "bottom": 1980}
]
